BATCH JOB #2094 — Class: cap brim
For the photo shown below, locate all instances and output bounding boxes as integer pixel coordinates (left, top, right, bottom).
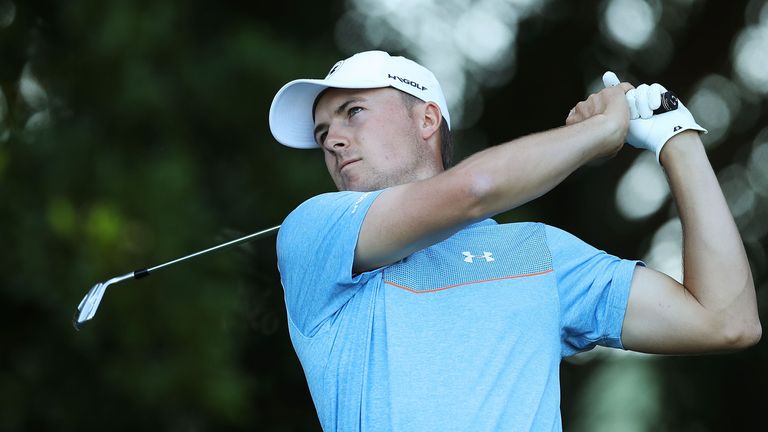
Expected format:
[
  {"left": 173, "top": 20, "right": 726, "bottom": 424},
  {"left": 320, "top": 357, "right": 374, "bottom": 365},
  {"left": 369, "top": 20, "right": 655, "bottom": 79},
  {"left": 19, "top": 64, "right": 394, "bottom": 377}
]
[
  {"left": 269, "top": 80, "right": 327, "bottom": 149},
  {"left": 269, "top": 78, "right": 387, "bottom": 149}
]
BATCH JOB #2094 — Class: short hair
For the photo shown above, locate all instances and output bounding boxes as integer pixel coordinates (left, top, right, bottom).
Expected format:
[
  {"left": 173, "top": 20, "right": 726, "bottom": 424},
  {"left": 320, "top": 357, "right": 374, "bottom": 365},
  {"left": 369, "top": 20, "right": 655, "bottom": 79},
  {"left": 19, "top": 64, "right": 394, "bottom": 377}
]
[{"left": 398, "top": 92, "right": 454, "bottom": 169}]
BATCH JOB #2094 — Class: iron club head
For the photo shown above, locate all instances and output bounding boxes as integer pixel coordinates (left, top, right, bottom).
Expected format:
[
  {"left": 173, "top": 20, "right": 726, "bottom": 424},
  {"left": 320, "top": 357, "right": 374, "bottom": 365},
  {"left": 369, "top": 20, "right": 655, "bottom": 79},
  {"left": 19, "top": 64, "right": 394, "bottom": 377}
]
[
  {"left": 73, "top": 273, "right": 134, "bottom": 331},
  {"left": 73, "top": 282, "right": 107, "bottom": 330}
]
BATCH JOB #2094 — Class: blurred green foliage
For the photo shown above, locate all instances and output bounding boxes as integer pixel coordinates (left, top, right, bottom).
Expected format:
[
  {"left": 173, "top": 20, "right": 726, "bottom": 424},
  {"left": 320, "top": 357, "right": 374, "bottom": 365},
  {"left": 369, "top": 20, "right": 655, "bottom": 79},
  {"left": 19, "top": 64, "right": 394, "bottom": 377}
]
[
  {"left": 0, "top": 0, "right": 765, "bottom": 431},
  {"left": 1, "top": 1, "right": 336, "bottom": 430}
]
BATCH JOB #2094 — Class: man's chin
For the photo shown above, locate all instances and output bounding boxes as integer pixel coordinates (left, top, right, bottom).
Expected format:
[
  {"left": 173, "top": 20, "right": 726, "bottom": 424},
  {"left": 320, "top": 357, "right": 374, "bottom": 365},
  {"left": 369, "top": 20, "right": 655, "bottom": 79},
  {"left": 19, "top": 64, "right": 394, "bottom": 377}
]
[
  {"left": 339, "top": 180, "right": 381, "bottom": 193},
  {"left": 337, "top": 175, "right": 372, "bottom": 192},
  {"left": 336, "top": 173, "right": 401, "bottom": 192}
]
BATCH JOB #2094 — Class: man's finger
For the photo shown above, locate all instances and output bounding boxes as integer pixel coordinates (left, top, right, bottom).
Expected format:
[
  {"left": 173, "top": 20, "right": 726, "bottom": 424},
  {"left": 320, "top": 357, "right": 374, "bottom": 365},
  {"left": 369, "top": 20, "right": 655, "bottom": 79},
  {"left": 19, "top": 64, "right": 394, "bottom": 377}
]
[
  {"left": 636, "top": 84, "right": 653, "bottom": 119},
  {"left": 618, "top": 82, "right": 635, "bottom": 93},
  {"left": 626, "top": 88, "right": 639, "bottom": 120},
  {"left": 603, "top": 71, "right": 621, "bottom": 88},
  {"left": 649, "top": 83, "right": 665, "bottom": 110}
]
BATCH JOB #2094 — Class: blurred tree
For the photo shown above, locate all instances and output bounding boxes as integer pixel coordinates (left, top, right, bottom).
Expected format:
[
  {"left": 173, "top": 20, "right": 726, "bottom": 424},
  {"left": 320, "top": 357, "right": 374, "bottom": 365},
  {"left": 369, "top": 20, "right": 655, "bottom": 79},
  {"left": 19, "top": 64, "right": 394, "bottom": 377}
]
[{"left": 0, "top": 0, "right": 340, "bottom": 430}]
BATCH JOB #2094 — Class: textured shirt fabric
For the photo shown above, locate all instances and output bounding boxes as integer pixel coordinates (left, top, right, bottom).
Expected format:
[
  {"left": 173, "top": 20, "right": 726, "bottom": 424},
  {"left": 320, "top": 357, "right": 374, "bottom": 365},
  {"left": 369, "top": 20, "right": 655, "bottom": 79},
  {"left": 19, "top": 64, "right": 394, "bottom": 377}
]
[{"left": 277, "top": 191, "right": 639, "bottom": 432}]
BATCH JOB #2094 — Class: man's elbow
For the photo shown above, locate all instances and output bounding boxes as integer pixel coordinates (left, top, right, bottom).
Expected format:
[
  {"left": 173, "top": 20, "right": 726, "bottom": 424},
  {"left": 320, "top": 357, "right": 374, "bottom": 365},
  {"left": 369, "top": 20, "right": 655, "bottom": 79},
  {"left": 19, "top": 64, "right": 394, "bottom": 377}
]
[
  {"left": 719, "top": 318, "right": 762, "bottom": 350},
  {"left": 737, "top": 320, "right": 762, "bottom": 348},
  {"left": 710, "top": 276, "right": 762, "bottom": 351}
]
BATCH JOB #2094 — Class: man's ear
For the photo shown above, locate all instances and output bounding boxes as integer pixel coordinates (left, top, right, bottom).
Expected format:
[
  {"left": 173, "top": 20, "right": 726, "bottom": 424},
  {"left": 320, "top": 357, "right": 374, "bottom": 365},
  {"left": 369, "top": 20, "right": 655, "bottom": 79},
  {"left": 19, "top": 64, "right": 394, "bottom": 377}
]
[{"left": 418, "top": 101, "right": 442, "bottom": 141}]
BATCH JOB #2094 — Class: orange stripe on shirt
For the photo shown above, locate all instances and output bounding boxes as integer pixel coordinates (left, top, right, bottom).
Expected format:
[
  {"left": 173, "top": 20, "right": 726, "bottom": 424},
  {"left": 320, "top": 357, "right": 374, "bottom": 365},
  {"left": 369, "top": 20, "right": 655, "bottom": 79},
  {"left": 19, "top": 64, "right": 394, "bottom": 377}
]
[{"left": 383, "top": 269, "right": 554, "bottom": 294}]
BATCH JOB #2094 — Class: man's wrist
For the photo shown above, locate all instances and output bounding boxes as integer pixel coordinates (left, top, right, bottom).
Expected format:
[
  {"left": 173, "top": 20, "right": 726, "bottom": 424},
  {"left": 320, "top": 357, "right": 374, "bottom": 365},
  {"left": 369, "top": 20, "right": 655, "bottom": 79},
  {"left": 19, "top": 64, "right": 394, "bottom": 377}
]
[
  {"left": 658, "top": 130, "right": 705, "bottom": 168},
  {"left": 582, "top": 113, "right": 626, "bottom": 160}
]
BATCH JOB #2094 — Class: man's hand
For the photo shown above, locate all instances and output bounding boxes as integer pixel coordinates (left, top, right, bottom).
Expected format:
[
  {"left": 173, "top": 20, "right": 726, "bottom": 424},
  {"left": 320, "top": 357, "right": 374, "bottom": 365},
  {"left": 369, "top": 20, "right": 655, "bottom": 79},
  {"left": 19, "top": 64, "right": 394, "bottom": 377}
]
[
  {"left": 565, "top": 81, "right": 634, "bottom": 159},
  {"left": 603, "top": 71, "right": 707, "bottom": 164}
]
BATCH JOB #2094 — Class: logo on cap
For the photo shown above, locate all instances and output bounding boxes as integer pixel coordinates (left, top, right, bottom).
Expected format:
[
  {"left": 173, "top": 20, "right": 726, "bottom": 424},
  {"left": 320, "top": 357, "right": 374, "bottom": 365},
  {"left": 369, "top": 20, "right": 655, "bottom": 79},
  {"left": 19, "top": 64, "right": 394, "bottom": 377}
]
[
  {"left": 326, "top": 60, "right": 344, "bottom": 78},
  {"left": 388, "top": 74, "right": 427, "bottom": 91}
]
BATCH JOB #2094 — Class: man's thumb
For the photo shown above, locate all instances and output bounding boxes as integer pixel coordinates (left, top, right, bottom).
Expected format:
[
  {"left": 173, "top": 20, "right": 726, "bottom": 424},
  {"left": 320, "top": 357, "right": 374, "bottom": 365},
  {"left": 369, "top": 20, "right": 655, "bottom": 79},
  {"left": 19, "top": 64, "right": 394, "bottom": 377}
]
[{"left": 602, "top": 71, "right": 620, "bottom": 88}]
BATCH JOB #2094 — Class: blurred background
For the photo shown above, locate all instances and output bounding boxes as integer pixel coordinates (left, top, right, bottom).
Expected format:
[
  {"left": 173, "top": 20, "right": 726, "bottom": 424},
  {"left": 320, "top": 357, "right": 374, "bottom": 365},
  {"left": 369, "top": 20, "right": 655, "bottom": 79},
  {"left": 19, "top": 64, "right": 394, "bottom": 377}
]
[{"left": 1, "top": 0, "right": 766, "bottom": 430}]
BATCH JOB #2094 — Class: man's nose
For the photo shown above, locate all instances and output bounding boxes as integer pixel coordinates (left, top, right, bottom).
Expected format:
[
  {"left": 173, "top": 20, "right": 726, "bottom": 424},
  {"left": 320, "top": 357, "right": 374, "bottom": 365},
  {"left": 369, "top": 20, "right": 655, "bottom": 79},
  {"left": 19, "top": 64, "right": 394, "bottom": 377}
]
[{"left": 324, "top": 123, "right": 350, "bottom": 151}]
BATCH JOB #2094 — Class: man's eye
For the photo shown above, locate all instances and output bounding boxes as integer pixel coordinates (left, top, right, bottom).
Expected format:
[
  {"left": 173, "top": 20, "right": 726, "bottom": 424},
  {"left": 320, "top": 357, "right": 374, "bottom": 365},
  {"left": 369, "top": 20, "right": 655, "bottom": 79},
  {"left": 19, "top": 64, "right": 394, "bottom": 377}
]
[
  {"left": 317, "top": 131, "right": 327, "bottom": 146},
  {"left": 348, "top": 106, "right": 363, "bottom": 117}
]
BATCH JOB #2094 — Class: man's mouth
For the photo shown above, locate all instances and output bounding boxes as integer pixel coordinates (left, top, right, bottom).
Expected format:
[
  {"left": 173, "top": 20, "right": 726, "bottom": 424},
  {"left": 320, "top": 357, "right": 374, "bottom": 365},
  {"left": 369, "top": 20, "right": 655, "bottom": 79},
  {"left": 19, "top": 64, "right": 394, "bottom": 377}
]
[{"left": 339, "top": 159, "right": 360, "bottom": 171}]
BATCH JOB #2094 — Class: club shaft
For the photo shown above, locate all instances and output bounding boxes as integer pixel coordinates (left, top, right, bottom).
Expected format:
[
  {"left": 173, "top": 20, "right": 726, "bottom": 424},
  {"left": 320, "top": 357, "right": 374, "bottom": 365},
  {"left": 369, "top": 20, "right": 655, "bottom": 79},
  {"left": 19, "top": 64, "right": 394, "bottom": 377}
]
[{"left": 139, "top": 225, "right": 280, "bottom": 276}]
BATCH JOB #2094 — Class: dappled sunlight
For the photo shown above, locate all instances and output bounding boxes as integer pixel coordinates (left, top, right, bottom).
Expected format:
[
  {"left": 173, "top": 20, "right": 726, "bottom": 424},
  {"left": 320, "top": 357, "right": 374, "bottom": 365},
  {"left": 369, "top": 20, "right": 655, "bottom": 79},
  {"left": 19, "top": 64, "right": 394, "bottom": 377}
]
[
  {"left": 18, "top": 63, "right": 48, "bottom": 110},
  {"left": 644, "top": 218, "right": 683, "bottom": 283},
  {"left": 337, "top": 0, "right": 548, "bottom": 127},
  {"left": 720, "top": 164, "right": 757, "bottom": 222},
  {"left": 602, "top": 0, "right": 658, "bottom": 50},
  {"left": 687, "top": 75, "right": 743, "bottom": 149},
  {"left": 454, "top": 7, "right": 515, "bottom": 68},
  {"left": 741, "top": 129, "right": 768, "bottom": 255},
  {"left": 18, "top": 63, "right": 51, "bottom": 131},
  {"left": 570, "top": 355, "right": 662, "bottom": 432},
  {"left": 747, "top": 128, "right": 768, "bottom": 199},
  {"left": 615, "top": 152, "right": 669, "bottom": 220},
  {"left": 608, "top": 1, "right": 768, "bottom": 307},
  {"left": 733, "top": 0, "right": 768, "bottom": 94}
]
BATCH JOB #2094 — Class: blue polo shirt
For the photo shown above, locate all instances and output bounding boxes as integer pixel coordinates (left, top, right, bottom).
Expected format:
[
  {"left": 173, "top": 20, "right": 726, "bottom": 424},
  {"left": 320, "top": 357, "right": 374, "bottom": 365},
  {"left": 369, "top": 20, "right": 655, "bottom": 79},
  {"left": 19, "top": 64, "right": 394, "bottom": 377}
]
[{"left": 277, "top": 191, "right": 638, "bottom": 431}]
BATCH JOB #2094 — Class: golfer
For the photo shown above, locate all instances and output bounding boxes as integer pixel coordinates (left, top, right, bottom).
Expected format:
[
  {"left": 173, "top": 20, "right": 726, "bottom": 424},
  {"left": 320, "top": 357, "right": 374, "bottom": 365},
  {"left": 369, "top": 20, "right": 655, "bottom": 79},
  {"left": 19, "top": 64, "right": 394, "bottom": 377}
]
[{"left": 268, "top": 50, "right": 760, "bottom": 431}]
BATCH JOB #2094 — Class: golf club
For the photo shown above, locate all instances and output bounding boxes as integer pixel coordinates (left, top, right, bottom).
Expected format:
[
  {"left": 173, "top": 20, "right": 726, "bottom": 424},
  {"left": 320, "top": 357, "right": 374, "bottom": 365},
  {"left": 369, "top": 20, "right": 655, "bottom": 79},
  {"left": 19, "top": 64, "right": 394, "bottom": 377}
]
[{"left": 73, "top": 225, "right": 280, "bottom": 331}]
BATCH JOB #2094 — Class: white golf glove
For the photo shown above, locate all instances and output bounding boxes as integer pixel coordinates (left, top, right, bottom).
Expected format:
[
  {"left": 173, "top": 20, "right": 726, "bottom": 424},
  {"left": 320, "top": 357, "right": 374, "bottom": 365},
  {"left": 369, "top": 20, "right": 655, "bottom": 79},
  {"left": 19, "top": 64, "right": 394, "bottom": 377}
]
[{"left": 603, "top": 71, "right": 707, "bottom": 164}]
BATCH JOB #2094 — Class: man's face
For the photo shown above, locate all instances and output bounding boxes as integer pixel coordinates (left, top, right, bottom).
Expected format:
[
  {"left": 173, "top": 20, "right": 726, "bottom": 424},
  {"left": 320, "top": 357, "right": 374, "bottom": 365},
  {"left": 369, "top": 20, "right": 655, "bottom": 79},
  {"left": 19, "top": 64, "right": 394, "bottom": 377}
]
[{"left": 313, "top": 87, "right": 438, "bottom": 192}]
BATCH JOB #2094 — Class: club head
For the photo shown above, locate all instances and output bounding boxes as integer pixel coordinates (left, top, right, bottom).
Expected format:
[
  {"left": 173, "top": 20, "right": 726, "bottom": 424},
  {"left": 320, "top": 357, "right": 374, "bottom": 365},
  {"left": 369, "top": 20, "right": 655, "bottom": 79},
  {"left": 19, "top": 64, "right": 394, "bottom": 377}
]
[
  {"left": 73, "top": 272, "right": 134, "bottom": 331},
  {"left": 73, "top": 282, "right": 108, "bottom": 331}
]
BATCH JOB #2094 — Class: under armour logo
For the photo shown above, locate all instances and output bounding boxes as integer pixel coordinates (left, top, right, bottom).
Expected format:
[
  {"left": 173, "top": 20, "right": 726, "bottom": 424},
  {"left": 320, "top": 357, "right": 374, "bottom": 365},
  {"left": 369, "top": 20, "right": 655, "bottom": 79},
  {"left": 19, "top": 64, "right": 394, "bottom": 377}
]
[{"left": 462, "top": 251, "right": 495, "bottom": 263}]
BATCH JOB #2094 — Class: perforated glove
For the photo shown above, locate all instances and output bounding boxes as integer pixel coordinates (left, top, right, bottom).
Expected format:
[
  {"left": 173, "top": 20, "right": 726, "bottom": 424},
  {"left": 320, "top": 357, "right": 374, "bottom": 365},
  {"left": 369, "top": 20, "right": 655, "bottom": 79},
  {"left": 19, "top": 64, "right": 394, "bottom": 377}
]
[{"left": 603, "top": 71, "right": 707, "bottom": 164}]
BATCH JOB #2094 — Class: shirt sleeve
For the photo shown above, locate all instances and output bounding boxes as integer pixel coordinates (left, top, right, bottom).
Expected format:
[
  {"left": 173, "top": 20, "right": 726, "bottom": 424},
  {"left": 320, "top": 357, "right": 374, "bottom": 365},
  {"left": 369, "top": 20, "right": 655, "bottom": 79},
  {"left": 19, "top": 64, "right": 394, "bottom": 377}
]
[
  {"left": 276, "top": 190, "right": 383, "bottom": 337},
  {"left": 545, "top": 225, "right": 642, "bottom": 357}
]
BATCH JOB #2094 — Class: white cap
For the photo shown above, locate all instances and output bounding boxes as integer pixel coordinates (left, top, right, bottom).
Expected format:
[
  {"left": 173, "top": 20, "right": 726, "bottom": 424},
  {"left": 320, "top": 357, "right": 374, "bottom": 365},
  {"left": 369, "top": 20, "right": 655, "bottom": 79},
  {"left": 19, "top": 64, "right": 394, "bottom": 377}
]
[{"left": 269, "top": 50, "right": 451, "bottom": 149}]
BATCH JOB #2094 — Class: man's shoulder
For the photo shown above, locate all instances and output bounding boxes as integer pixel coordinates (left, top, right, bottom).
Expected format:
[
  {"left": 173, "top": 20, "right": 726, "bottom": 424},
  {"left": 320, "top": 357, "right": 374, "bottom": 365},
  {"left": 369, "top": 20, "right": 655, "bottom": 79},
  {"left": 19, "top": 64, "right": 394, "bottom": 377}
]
[
  {"left": 291, "top": 191, "right": 380, "bottom": 216},
  {"left": 278, "top": 190, "right": 384, "bottom": 254},
  {"left": 293, "top": 191, "right": 352, "bottom": 212},
  {"left": 280, "top": 191, "right": 376, "bottom": 228}
]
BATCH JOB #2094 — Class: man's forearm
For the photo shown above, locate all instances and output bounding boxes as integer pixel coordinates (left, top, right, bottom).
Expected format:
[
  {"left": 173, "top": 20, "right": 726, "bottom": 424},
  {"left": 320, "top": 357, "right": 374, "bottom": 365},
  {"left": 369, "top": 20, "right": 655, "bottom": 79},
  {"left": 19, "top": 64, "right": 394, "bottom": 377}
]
[
  {"left": 660, "top": 132, "right": 761, "bottom": 346},
  {"left": 456, "top": 113, "right": 622, "bottom": 220}
]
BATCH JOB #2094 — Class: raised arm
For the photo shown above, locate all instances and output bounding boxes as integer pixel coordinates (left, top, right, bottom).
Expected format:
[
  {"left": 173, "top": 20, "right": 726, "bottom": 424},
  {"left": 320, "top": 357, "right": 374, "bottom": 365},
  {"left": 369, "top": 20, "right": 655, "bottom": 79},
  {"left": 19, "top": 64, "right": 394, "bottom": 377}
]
[
  {"left": 621, "top": 131, "right": 761, "bottom": 352},
  {"left": 354, "top": 84, "right": 633, "bottom": 272},
  {"left": 592, "top": 78, "right": 763, "bottom": 353}
]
